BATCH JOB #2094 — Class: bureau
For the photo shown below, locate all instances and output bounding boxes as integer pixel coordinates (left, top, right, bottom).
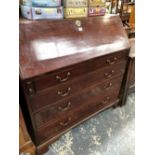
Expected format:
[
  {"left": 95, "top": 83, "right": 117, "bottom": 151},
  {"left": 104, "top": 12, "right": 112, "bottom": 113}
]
[{"left": 19, "top": 15, "right": 130, "bottom": 154}]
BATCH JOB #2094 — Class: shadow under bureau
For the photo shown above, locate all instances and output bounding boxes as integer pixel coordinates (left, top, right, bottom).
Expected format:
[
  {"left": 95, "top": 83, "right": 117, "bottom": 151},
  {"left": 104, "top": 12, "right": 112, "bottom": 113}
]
[{"left": 19, "top": 15, "right": 130, "bottom": 155}]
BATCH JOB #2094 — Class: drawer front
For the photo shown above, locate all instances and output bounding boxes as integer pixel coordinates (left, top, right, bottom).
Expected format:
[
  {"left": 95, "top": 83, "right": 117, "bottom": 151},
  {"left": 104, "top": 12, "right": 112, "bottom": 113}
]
[
  {"left": 30, "top": 61, "right": 126, "bottom": 112},
  {"left": 92, "top": 50, "right": 128, "bottom": 71},
  {"left": 36, "top": 89, "right": 119, "bottom": 143},
  {"left": 34, "top": 75, "right": 123, "bottom": 128},
  {"left": 34, "top": 61, "right": 91, "bottom": 92}
]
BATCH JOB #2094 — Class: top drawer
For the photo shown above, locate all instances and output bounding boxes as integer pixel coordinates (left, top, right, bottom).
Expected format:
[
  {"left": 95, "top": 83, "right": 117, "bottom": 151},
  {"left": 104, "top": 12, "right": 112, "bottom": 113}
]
[
  {"left": 91, "top": 50, "right": 128, "bottom": 70},
  {"left": 26, "top": 50, "right": 128, "bottom": 93},
  {"left": 33, "top": 61, "right": 91, "bottom": 92}
]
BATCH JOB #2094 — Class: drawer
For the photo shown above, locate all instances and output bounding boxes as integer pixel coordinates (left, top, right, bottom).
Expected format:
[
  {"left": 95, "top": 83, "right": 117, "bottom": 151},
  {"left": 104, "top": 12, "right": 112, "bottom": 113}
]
[
  {"left": 36, "top": 90, "right": 119, "bottom": 143},
  {"left": 33, "top": 61, "right": 91, "bottom": 92},
  {"left": 34, "top": 75, "right": 123, "bottom": 128},
  {"left": 30, "top": 61, "right": 126, "bottom": 111},
  {"left": 26, "top": 50, "right": 128, "bottom": 93},
  {"left": 91, "top": 50, "right": 128, "bottom": 71}
]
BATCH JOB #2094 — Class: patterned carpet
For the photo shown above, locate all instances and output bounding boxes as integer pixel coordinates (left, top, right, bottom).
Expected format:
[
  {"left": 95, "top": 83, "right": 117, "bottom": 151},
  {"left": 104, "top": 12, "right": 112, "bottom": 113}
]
[{"left": 44, "top": 93, "right": 135, "bottom": 155}]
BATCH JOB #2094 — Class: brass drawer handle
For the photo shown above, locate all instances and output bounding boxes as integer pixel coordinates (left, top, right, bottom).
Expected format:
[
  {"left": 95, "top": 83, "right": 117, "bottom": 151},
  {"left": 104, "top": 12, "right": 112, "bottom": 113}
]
[
  {"left": 56, "top": 72, "right": 71, "bottom": 82},
  {"left": 106, "top": 57, "right": 117, "bottom": 65},
  {"left": 104, "top": 82, "right": 112, "bottom": 89},
  {"left": 57, "top": 87, "right": 71, "bottom": 97},
  {"left": 59, "top": 117, "right": 71, "bottom": 127},
  {"left": 58, "top": 102, "right": 71, "bottom": 112},
  {"left": 101, "top": 97, "right": 110, "bottom": 105},
  {"left": 104, "top": 70, "right": 115, "bottom": 78}
]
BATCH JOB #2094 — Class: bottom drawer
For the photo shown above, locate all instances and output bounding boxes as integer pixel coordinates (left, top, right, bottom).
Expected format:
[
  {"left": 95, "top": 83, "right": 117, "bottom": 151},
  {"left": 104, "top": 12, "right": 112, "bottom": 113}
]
[{"left": 35, "top": 89, "right": 120, "bottom": 144}]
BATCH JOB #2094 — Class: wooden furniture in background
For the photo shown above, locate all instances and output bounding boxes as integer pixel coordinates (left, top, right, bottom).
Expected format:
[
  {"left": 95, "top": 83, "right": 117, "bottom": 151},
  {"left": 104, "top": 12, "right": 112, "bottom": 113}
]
[
  {"left": 116, "top": 0, "right": 135, "bottom": 37},
  {"left": 20, "top": 15, "right": 130, "bottom": 155},
  {"left": 128, "top": 4, "right": 135, "bottom": 27},
  {"left": 20, "top": 107, "right": 36, "bottom": 155},
  {"left": 121, "top": 38, "right": 135, "bottom": 106},
  {"left": 128, "top": 3, "right": 135, "bottom": 37}
]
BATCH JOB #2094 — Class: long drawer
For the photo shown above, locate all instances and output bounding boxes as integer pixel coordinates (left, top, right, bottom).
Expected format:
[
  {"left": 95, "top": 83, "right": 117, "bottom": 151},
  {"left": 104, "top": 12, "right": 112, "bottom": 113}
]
[
  {"left": 34, "top": 75, "right": 123, "bottom": 128},
  {"left": 32, "top": 61, "right": 91, "bottom": 92},
  {"left": 29, "top": 61, "right": 126, "bottom": 112},
  {"left": 35, "top": 87, "right": 120, "bottom": 144},
  {"left": 25, "top": 50, "right": 128, "bottom": 93}
]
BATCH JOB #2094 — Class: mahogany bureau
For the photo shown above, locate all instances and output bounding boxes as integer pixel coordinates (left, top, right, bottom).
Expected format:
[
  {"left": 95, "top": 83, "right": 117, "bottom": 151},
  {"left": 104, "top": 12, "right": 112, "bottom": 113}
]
[{"left": 19, "top": 15, "right": 130, "bottom": 154}]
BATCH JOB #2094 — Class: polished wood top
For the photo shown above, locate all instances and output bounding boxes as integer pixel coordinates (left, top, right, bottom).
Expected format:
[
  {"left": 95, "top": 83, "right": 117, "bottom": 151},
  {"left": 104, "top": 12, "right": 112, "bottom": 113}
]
[{"left": 20, "top": 15, "right": 130, "bottom": 80}]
